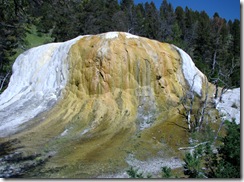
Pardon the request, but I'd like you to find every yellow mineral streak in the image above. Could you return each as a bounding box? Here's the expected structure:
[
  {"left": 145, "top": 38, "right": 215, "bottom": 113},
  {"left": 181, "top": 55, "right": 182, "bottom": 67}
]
[{"left": 8, "top": 32, "right": 210, "bottom": 177}]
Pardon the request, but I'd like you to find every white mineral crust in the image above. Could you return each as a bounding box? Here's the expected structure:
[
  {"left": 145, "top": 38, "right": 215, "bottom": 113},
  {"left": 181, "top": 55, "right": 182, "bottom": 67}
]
[{"left": 0, "top": 36, "right": 82, "bottom": 137}]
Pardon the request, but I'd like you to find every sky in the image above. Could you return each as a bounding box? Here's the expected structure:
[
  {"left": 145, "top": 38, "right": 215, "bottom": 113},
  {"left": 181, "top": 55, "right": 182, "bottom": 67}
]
[{"left": 134, "top": 0, "right": 240, "bottom": 21}]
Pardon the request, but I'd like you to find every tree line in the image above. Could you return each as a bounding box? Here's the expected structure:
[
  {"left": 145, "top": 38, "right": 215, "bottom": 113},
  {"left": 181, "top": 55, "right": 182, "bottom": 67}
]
[{"left": 0, "top": 0, "right": 240, "bottom": 91}]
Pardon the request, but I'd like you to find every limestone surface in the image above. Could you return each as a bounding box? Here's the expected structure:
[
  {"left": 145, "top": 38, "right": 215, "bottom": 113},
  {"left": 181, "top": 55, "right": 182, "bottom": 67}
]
[{"left": 0, "top": 32, "right": 215, "bottom": 177}]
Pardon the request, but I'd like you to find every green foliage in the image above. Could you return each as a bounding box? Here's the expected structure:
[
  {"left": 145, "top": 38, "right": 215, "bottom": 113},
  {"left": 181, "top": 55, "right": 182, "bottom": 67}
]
[
  {"left": 183, "top": 120, "right": 240, "bottom": 178},
  {"left": 161, "top": 166, "right": 172, "bottom": 178},
  {"left": 25, "top": 25, "right": 54, "bottom": 48},
  {"left": 126, "top": 166, "right": 144, "bottom": 178},
  {"left": 146, "top": 173, "right": 152, "bottom": 178},
  {"left": 183, "top": 152, "right": 202, "bottom": 178},
  {"left": 0, "top": 0, "right": 30, "bottom": 91},
  {"left": 144, "top": 2, "right": 161, "bottom": 40},
  {"left": 191, "top": 125, "right": 216, "bottom": 143},
  {"left": 204, "top": 121, "right": 240, "bottom": 178},
  {"left": 220, "top": 121, "right": 240, "bottom": 159},
  {"left": 214, "top": 121, "right": 240, "bottom": 178},
  {"left": 0, "top": 1, "right": 24, "bottom": 69},
  {"left": 124, "top": 122, "right": 239, "bottom": 179}
]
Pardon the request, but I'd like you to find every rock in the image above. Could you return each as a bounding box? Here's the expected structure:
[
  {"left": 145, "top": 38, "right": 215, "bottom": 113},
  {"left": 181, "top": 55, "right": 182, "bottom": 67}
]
[
  {"left": 215, "top": 88, "right": 240, "bottom": 124},
  {"left": 0, "top": 32, "right": 211, "bottom": 178},
  {"left": 0, "top": 151, "right": 49, "bottom": 178}
]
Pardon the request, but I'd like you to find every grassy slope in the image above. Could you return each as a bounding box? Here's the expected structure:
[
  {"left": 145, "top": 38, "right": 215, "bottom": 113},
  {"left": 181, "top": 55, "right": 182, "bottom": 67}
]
[
  {"left": 0, "top": 25, "right": 54, "bottom": 94},
  {"left": 10, "top": 25, "right": 54, "bottom": 64},
  {"left": 25, "top": 25, "right": 54, "bottom": 48}
]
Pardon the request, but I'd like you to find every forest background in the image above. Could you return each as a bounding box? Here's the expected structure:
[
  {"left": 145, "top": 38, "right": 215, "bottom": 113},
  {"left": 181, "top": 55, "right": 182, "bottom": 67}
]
[{"left": 0, "top": 0, "right": 240, "bottom": 92}]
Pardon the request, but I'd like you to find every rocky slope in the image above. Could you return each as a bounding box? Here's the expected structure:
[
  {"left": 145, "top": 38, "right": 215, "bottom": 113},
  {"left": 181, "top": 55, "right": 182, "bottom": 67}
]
[
  {"left": 0, "top": 32, "right": 239, "bottom": 178},
  {"left": 215, "top": 88, "right": 240, "bottom": 124}
]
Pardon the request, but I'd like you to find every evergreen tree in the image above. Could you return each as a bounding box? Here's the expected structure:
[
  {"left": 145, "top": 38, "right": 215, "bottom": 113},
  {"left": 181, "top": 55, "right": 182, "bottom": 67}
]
[
  {"left": 52, "top": 0, "right": 80, "bottom": 41},
  {"left": 159, "top": 0, "right": 175, "bottom": 42},
  {"left": 205, "top": 121, "right": 240, "bottom": 178},
  {"left": 112, "top": 10, "right": 127, "bottom": 32},
  {"left": 194, "top": 11, "right": 212, "bottom": 73},
  {"left": 183, "top": 7, "right": 198, "bottom": 56},
  {"left": 120, "top": 0, "right": 135, "bottom": 33},
  {"left": 210, "top": 13, "right": 224, "bottom": 73},
  {"left": 169, "top": 22, "right": 183, "bottom": 47},
  {"left": 0, "top": 0, "right": 29, "bottom": 91},
  {"left": 133, "top": 3, "right": 146, "bottom": 36},
  {"left": 175, "top": 6, "right": 185, "bottom": 36},
  {"left": 229, "top": 19, "right": 240, "bottom": 86},
  {"left": 100, "top": 0, "right": 120, "bottom": 32},
  {"left": 183, "top": 152, "right": 202, "bottom": 178},
  {"left": 215, "top": 121, "right": 240, "bottom": 178},
  {"left": 161, "top": 166, "right": 172, "bottom": 178},
  {"left": 144, "top": 2, "right": 161, "bottom": 40}
]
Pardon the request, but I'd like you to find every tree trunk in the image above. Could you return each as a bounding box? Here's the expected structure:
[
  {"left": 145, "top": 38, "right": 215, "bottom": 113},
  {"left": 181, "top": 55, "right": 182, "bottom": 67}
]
[
  {"left": 187, "top": 111, "right": 191, "bottom": 131},
  {"left": 212, "top": 50, "right": 217, "bottom": 73},
  {"left": 0, "top": 71, "right": 10, "bottom": 92},
  {"left": 198, "top": 88, "right": 208, "bottom": 131},
  {"left": 214, "top": 120, "right": 225, "bottom": 144},
  {"left": 219, "top": 86, "right": 226, "bottom": 102},
  {"left": 214, "top": 80, "right": 218, "bottom": 99},
  {"left": 195, "top": 81, "right": 209, "bottom": 132}
]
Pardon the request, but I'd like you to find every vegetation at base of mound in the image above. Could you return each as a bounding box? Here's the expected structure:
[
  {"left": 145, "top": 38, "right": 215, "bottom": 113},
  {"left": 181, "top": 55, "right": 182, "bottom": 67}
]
[{"left": 126, "top": 120, "right": 239, "bottom": 178}]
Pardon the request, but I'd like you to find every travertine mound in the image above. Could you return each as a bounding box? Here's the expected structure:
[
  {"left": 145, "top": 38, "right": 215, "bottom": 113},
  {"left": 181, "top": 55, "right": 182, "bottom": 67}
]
[{"left": 0, "top": 32, "right": 209, "bottom": 177}]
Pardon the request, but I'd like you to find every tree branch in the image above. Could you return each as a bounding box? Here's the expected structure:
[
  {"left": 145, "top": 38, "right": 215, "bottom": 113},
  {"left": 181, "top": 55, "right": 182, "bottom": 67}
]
[
  {"left": 178, "top": 141, "right": 209, "bottom": 151},
  {"left": 0, "top": 71, "right": 10, "bottom": 92}
]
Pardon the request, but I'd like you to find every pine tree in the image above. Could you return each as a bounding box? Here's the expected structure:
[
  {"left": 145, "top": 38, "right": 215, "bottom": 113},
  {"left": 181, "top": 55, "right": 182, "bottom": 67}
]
[
  {"left": 0, "top": 0, "right": 29, "bottom": 91},
  {"left": 144, "top": 2, "right": 161, "bottom": 40},
  {"left": 205, "top": 121, "right": 240, "bottom": 178},
  {"left": 194, "top": 11, "right": 212, "bottom": 73},
  {"left": 229, "top": 19, "right": 240, "bottom": 86},
  {"left": 133, "top": 3, "right": 146, "bottom": 36},
  {"left": 99, "top": 0, "right": 120, "bottom": 32},
  {"left": 183, "top": 152, "right": 202, "bottom": 178},
  {"left": 175, "top": 6, "right": 185, "bottom": 36},
  {"left": 159, "top": 0, "right": 175, "bottom": 42},
  {"left": 120, "top": 0, "right": 135, "bottom": 33}
]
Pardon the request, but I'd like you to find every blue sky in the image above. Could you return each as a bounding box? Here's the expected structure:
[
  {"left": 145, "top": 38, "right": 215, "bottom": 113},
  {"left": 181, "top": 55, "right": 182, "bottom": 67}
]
[{"left": 134, "top": 0, "right": 240, "bottom": 21}]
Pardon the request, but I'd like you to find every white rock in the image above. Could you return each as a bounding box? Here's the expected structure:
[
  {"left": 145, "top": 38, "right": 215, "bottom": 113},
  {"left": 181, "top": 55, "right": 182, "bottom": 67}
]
[
  {"left": 0, "top": 36, "right": 83, "bottom": 137},
  {"left": 104, "top": 32, "right": 119, "bottom": 39},
  {"left": 173, "top": 46, "right": 205, "bottom": 96},
  {"left": 215, "top": 88, "right": 240, "bottom": 124},
  {"left": 124, "top": 32, "right": 139, "bottom": 39}
]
